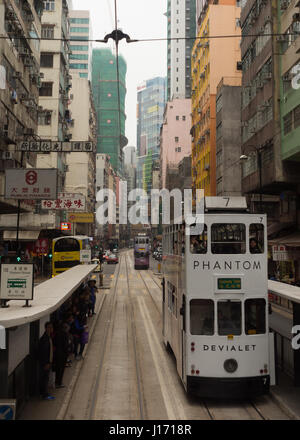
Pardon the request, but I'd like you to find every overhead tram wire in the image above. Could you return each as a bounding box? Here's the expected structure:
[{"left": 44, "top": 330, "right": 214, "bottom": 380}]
[{"left": 2, "top": 32, "right": 300, "bottom": 44}]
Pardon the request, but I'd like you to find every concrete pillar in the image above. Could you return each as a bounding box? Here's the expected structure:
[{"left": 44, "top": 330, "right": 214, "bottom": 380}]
[
  {"left": 0, "top": 330, "right": 9, "bottom": 398},
  {"left": 293, "top": 302, "right": 300, "bottom": 386}
]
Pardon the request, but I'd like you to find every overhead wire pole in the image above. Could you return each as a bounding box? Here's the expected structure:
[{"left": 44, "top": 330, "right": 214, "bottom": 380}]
[{"left": 114, "top": 0, "right": 123, "bottom": 176}]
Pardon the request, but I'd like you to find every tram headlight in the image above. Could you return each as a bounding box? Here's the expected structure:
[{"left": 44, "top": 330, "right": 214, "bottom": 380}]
[{"left": 224, "top": 358, "right": 238, "bottom": 373}]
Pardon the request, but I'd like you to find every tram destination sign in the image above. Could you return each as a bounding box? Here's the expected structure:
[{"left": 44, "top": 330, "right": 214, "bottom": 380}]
[
  {"left": 0, "top": 264, "right": 34, "bottom": 301},
  {"left": 217, "top": 278, "right": 241, "bottom": 290},
  {"left": 16, "top": 141, "right": 96, "bottom": 153}
]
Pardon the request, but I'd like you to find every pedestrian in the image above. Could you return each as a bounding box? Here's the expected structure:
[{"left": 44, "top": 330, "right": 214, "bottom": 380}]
[
  {"left": 88, "top": 280, "right": 97, "bottom": 316},
  {"left": 53, "top": 322, "right": 69, "bottom": 388},
  {"left": 38, "top": 321, "right": 55, "bottom": 400},
  {"left": 71, "top": 310, "right": 85, "bottom": 360},
  {"left": 249, "top": 238, "right": 261, "bottom": 253}
]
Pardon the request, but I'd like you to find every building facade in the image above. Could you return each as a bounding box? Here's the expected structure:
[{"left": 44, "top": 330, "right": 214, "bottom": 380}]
[
  {"left": 136, "top": 77, "right": 166, "bottom": 193},
  {"left": 92, "top": 48, "right": 127, "bottom": 175},
  {"left": 166, "top": 0, "right": 196, "bottom": 100},
  {"left": 160, "top": 99, "right": 192, "bottom": 189},
  {"left": 191, "top": 0, "right": 241, "bottom": 196},
  {"left": 69, "top": 10, "right": 91, "bottom": 79}
]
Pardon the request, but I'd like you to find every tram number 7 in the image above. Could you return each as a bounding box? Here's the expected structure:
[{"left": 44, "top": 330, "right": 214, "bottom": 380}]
[{"left": 223, "top": 197, "right": 230, "bottom": 206}]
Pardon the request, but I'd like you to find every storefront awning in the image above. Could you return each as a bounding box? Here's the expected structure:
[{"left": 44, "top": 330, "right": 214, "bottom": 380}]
[
  {"left": 3, "top": 230, "right": 40, "bottom": 241},
  {"left": 269, "top": 232, "right": 300, "bottom": 247}
]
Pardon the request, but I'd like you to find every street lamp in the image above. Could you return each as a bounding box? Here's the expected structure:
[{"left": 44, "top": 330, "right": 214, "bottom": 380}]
[{"left": 240, "top": 148, "right": 263, "bottom": 213}]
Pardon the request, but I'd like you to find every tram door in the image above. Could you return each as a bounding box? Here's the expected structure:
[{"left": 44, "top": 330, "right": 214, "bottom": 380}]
[{"left": 180, "top": 294, "right": 186, "bottom": 384}]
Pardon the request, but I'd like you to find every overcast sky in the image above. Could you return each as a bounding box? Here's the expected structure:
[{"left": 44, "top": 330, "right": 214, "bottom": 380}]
[{"left": 72, "top": 0, "right": 167, "bottom": 147}]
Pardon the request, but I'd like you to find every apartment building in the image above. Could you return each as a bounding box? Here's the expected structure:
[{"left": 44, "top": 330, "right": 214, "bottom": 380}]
[
  {"left": 0, "top": 0, "right": 43, "bottom": 245},
  {"left": 191, "top": 0, "right": 241, "bottom": 196}
]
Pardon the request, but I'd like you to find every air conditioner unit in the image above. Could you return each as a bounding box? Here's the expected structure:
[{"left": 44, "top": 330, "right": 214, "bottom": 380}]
[
  {"left": 2, "top": 151, "right": 13, "bottom": 160},
  {"left": 39, "top": 72, "right": 44, "bottom": 78}
]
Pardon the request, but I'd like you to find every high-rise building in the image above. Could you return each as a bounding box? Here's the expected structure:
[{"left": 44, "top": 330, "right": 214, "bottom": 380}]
[
  {"left": 92, "top": 48, "right": 127, "bottom": 175},
  {"left": 166, "top": 0, "right": 196, "bottom": 100},
  {"left": 191, "top": 0, "right": 242, "bottom": 196},
  {"left": 136, "top": 77, "right": 166, "bottom": 193},
  {"left": 69, "top": 10, "right": 92, "bottom": 79},
  {"left": 123, "top": 145, "right": 136, "bottom": 166}
]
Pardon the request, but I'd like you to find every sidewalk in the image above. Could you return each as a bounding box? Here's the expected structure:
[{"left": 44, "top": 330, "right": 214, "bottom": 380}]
[
  {"left": 19, "top": 286, "right": 108, "bottom": 420},
  {"left": 270, "top": 372, "right": 300, "bottom": 420}
]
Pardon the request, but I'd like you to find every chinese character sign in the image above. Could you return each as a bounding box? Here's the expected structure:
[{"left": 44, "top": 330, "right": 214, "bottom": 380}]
[
  {"left": 5, "top": 169, "right": 57, "bottom": 200},
  {"left": 34, "top": 239, "right": 49, "bottom": 255},
  {"left": 42, "top": 193, "right": 86, "bottom": 211}
]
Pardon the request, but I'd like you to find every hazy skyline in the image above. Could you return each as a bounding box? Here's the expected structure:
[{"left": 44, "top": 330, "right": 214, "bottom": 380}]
[{"left": 72, "top": 0, "right": 167, "bottom": 146}]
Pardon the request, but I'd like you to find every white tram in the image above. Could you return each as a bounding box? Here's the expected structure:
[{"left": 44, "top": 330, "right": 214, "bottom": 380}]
[{"left": 162, "top": 197, "right": 275, "bottom": 398}]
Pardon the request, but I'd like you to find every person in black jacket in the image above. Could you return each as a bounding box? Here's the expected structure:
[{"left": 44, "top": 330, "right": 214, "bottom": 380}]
[
  {"left": 53, "top": 322, "right": 69, "bottom": 388},
  {"left": 38, "top": 321, "right": 55, "bottom": 400}
]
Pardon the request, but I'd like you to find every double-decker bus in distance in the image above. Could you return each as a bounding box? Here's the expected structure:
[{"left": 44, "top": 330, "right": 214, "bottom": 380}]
[
  {"left": 162, "top": 197, "right": 275, "bottom": 398},
  {"left": 52, "top": 235, "right": 91, "bottom": 277},
  {"left": 134, "top": 233, "right": 150, "bottom": 270}
]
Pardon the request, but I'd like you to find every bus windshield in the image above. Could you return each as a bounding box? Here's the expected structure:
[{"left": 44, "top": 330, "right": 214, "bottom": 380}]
[{"left": 54, "top": 238, "right": 80, "bottom": 252}]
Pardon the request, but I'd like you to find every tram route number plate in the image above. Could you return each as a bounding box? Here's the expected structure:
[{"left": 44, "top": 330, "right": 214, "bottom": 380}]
[{"left": 218, "top": 278, "right": 241, "bottom": 290}]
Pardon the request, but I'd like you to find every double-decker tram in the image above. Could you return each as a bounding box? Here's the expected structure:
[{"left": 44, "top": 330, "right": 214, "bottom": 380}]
[
  {"left": 52, "top": 235, "right": 91, "bottom": 277},
  {"left": 162, "top": 197, "right": 275, "bottom": 398},
  {"left": 134, "top": 233, "right": 150, "bottom": 270}
]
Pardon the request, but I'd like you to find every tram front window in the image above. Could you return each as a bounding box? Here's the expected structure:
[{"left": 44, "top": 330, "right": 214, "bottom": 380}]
[
  {"left": 217, "top": 301, "right": 241, "bottom": 335},
  {"left": 245, "top": 299, "right": 266, "bottom": 334},
  {"left": 211, "top": 223, "right": 246, "bottom": 254},
  {"left": 190, "top": 299, "right": 214, "bottom": 335}
]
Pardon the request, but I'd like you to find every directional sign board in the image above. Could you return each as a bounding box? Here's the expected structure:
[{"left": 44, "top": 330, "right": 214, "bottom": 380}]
[
  {"left": 5, "top": 169, "right": 57, "bottom": 200},
  {"left": 42, "top": 192, "right": 86, "bottom": 211},
  {"left": 17, "top": 141, "right": 95, "bottom": 153},
  {"left": 0, "top": 400, "right": 16, "bottom": 420},
  {"left": 80, "top": 249, "right": 91, "bottom": 263},
  {"left": 0, "top": 264, "right": 34, "bottom": 301}
]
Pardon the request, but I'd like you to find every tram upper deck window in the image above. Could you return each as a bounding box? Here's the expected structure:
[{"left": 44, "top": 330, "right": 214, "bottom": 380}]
[
  {"left": 190, "top": 299, "right": 214, "bottom": 335},
  {"left": 211, "top": 224, "right": 246, "bottom": 254},
  {"left": 249, "top": 224, "right": 264, "bottom": 253},
  {"left": 190, "top": 224, "right": 207, "bottom": 254},
  {"left": 217, "top": 301, "right": 241, "bottom": 335},
  {"left": 245, "top": 299, "right": 266, "bottom": 334}
]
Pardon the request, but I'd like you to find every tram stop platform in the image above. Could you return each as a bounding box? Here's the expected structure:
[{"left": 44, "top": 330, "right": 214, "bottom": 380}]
[{"left": 270, "top": 372, "right": 300, "bottom": 420}]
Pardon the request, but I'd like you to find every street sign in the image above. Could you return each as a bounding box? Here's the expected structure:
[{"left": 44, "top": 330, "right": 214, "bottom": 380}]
[
  {"left": 80, "top": 249, "right": 91, "bottom": 263},
  {"left": 0, "top": 264, "right": 34, "bottom": 301},
  {"left": 68, "top": 212, "right": 94, "bottom": 223},
  {"left": 0, "top": 400, "right": 16, "bottom": 420},
  {"left": 42, "top": 192, "right": 86, "bottom": 211},
  {"left": 5, "top": 169, "right": 57, "bottom": 200},
  {"left": 61, "top": 222, "right": 71, "bottom": 231},
  {"left": 17, "top": 141, "right": 96, "bottom": 153},
  {"left": 272, "top": 245, "right": 289, "bottom": 261}
]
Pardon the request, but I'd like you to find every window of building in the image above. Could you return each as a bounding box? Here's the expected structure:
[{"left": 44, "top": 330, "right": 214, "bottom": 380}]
[
  {"left": 69, "top": 63, "right": 88, "bottom": 69},
  {"left": 182, "top": 115, "right": 186, "bottom": 121},
  {"left": 39, "top": 82, "right": 53, "bottom": 96},
  {"left": 294, "top": 104, "right": 300, "bottom": 129},
  {"left": 190, "top": 299, "right": 214, "bottom": 335},
  {"left": 70, "top": 36, "right": 89, "bottom": 41},
  {"left": 175, "top": 136, "right": 179, "bottom": 142},
  {"left": 70, "top": 18, "right": 89, "bottom": 24},
  {"left": 283, "top": 111, "right": 292, "bottom": 135},
  {"left": 176, "top": 115, "right": 179, "bottom": 120},
  {"left": 69, "top": 53, "right": 88, "bottom": 60},
  {"left": 70, "top": 27, "right": 89, "bottom": 33},
  {"left": 38, "top": 112, "right": 52, "bottom": 125},
  {"left": 175, "top": 147, "right": 181, "bottom": 152},
  {"left": 79, "top": 73, "right": 88, "bottom": 78},
  {"left": 40, "top": 53, "right": 53, "bottom": 68},
  {"left": 41, "top": 25, "right": 54, "bottom": 39},
  {"left": 43, "top": 0, "right": 55, "bottom": 11},
  {"left": 70, "top": 45, "right": 89, "bottom": 51}
]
